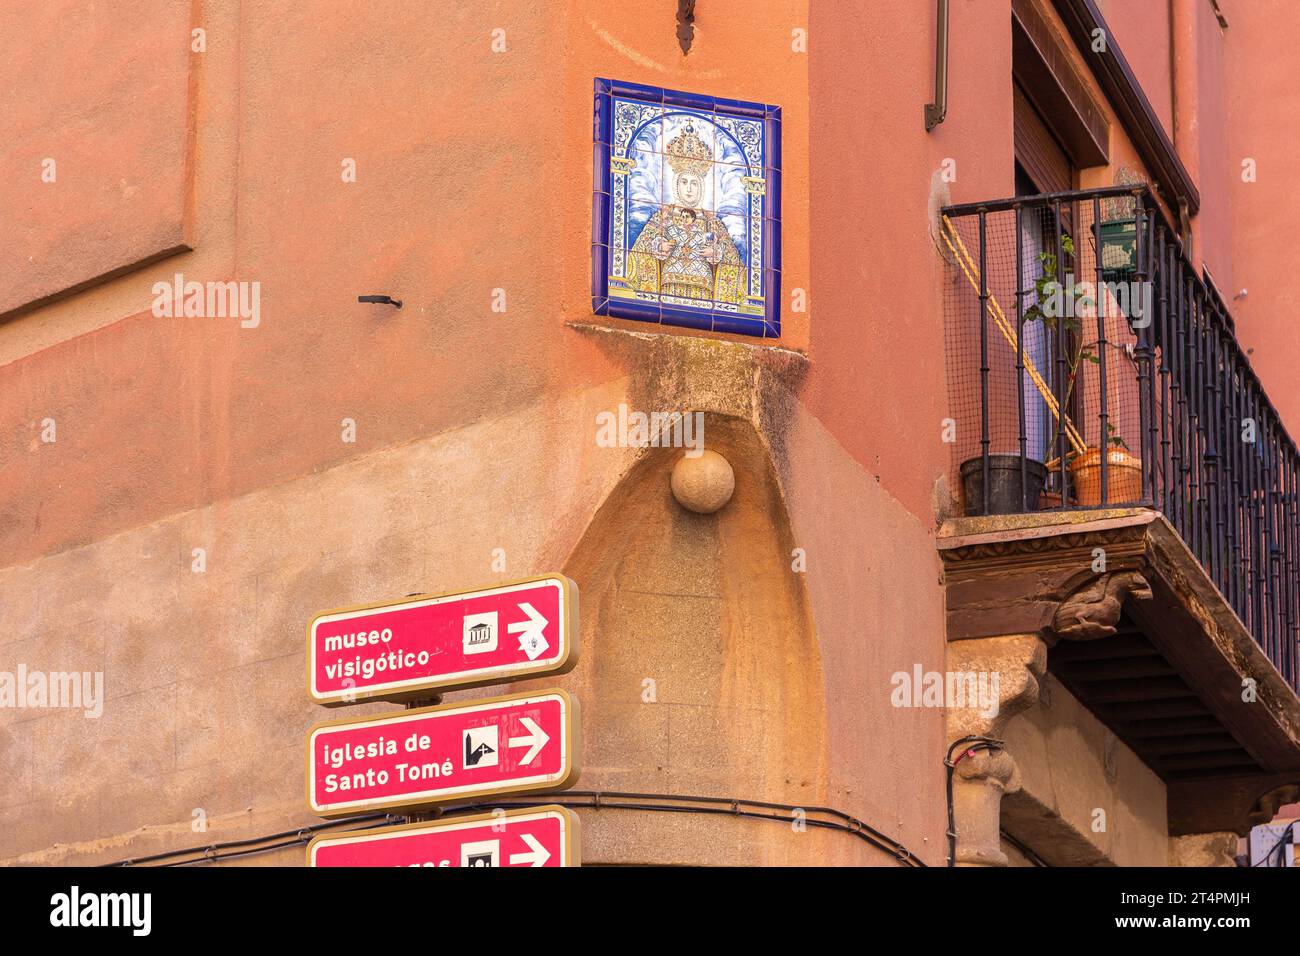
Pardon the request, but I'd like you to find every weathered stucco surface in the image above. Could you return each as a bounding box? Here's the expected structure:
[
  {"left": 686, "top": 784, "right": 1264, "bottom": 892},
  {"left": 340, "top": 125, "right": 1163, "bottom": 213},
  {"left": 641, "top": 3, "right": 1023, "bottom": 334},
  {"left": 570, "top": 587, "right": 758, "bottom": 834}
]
[
  {"left": 0, "top": 355, "right": 950, "bottom": 865},
  {"left": 4, "top": 0, "right": 1294, "bottom": 868},
  {"left": 0, "top": 1, "right": 192, "bottom": 320}
]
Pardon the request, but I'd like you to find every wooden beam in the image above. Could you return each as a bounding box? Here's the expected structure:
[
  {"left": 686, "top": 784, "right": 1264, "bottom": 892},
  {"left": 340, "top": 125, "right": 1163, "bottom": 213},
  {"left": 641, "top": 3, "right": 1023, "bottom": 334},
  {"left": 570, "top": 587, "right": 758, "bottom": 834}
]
[
  {"left": 1122, "top": 715, "right": 1224, "bottom": 738},
  {"left": 1074, "top": 676, "right": 1195, "bottom": 703},
  {"left": 1156, "top": 750, "right": 1259, "bottom": 773},
  {"left": 1091, "top": 697, "right": 1212, "bottom": 721},
  {"left": 1054, "top": 657, "right": 1177, "bottom": 681},
  {"left": 1142, "top": 734, "right": 1241, "bottom": 756},
  {"left": 1049, "top": 634, "right": 1159, "bottom": 662},
  {"left": 1169, "top": 773, "right": 1300, "bottom": 834}
]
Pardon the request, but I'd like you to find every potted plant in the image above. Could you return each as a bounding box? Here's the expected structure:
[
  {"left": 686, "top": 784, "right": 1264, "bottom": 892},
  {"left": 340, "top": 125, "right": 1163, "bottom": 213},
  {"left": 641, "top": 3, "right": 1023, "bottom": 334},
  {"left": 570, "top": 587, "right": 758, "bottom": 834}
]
[
  {"left": 1023, "top": 233, "right": 1142, "bottom": 507},
  {"left": 956, "top": 237, "right": 1081, "bottom": 517},
  {"left": 951, "top": 225, "right": 1138, "bottom": 515},
  {"left": 1067, "top": 423, "right": 1143, "bottom": 505},
  {"left": 959, "top": 454, "right": 1048, "bottom": 516}
]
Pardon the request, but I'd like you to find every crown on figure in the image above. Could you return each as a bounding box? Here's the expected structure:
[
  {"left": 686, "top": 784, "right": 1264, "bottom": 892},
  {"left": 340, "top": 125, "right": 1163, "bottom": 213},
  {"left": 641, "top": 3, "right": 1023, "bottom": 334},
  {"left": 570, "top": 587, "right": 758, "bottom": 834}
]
[{"left": 666, "top": 121, "right": 713, "bottom": 177}]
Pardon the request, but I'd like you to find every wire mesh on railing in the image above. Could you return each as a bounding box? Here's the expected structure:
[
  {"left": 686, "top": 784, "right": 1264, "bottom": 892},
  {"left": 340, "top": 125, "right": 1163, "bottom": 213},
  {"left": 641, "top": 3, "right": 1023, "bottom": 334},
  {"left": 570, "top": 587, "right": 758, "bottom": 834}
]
[
  {"left": 942, "top": 185, "right": 1298, "bottom": 692},
  {"left": 942, "top": 195, "right": 1145, "bottom": 512}
]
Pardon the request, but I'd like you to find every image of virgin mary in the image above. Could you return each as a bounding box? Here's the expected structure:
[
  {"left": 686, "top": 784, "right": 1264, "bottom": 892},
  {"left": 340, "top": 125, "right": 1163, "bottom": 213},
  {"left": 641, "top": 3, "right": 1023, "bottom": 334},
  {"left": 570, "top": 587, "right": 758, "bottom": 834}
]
[{"left": 624, "top": 121, "right": 746, "bottom": 307}]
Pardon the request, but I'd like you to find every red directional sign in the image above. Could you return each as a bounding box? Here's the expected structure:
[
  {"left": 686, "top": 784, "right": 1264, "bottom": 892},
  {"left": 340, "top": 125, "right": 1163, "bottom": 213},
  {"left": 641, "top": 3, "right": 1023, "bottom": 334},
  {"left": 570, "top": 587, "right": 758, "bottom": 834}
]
[
  {"left": 307, "top": 575, "right": 578, "bottom": 705},
  {"left": 306, "top": 689, "right": 579, "bottom": 817},
  {"left": 307, "top": 806, "right": 580, "bottom": 867}
]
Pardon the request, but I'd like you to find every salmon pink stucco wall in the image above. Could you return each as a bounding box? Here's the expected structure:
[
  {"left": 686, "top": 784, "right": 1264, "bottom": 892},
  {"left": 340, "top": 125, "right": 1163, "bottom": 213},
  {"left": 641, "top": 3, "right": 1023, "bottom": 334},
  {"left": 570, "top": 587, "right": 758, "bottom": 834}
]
[
  {"left": 0, "top": 0, "right": 956, "bottom": 866},
  {"left": 6, "top": 0, "right": 1282, "bottom": 567},
  {"left": 0, "top": 0, "right": 193, "bottom": 320},
  {"left": 1096, "top": 0, "right": 1173, "bottom": 139},
  {"left": 0, "top": 0, "right": 817, "bottom": 567},
  {"left": 1223, "top": 0, "right": 1300, "bottom": 432},
  {"left": 8, "top": 0, "right": 1270, "bottom": 868},
  {"left": 808, "top": 0, "right": 1012, "bottom": 525}
]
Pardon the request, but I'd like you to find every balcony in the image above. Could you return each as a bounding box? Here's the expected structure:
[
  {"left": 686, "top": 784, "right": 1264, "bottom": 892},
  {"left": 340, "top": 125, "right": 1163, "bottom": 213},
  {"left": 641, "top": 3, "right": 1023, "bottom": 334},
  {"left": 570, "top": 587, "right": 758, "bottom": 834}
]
[{"left": 938, "top": 186, "right": 1300, "bottom": 840}]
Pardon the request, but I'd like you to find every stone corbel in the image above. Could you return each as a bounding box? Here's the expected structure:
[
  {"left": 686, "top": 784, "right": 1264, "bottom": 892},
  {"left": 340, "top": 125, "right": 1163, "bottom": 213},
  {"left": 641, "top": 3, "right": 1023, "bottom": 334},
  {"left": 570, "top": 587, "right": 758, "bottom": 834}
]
[
  {"left": 945, "top": 633, "right": 1048, "bottom": 866},
  {"left": 1051, "top": 569, "right": 1153, "bottom": 641},
  {"left": 939, "top": 513, "right": 1156, "bottom": 644},
  {"left": 1169, "top": 831, "right": 1239, "bottom": 867},
  {"left": 941, "top": 511, "right": 1300, "bottom": 853}
]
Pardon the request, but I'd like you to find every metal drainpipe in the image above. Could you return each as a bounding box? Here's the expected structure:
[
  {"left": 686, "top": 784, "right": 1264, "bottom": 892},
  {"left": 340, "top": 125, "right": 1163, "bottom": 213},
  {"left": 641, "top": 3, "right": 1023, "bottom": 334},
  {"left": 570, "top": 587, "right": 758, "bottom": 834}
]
[
  {"left": 1171, "top": 0, "right": 1198, "bottom": 257},
  {"left": 925, "top": 0, "right": 950, "bottom": 131}
]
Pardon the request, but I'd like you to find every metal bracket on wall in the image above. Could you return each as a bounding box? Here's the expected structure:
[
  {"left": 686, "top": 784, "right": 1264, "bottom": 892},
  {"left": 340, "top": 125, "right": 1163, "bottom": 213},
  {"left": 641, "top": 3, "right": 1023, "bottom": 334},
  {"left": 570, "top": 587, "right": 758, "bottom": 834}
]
[{"left": 676, "top": 0, "right": 696, "bottom": 55}]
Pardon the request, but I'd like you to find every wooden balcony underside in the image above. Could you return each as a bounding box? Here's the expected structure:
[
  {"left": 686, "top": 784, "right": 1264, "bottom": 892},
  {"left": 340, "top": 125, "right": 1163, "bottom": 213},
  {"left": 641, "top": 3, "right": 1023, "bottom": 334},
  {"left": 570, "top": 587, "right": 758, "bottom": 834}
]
[{"left": 940, "top": 508, "right": 1300, "bottom": 834}]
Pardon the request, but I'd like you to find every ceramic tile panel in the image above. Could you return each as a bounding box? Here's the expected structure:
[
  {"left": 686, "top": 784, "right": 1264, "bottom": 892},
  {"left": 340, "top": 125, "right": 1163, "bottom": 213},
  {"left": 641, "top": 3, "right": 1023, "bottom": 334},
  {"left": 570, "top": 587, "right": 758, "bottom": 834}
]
[{"left": 592, "top": 79, "right": 781, "bottom": 338}]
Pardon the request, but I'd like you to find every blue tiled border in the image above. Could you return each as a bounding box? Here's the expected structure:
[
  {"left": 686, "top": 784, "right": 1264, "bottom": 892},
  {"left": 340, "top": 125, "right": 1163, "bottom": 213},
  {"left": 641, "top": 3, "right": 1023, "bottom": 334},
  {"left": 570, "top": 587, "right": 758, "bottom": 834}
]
[{"left": 592, "top": 78, "right": 782, "bottom": 339}]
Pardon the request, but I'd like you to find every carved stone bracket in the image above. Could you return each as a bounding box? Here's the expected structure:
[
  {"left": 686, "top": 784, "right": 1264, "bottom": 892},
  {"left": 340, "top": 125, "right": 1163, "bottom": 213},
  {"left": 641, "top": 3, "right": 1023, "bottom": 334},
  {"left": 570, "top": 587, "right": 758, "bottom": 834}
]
[
  {"left": 942, "top": 509, "right": 1300, "bottom": 842},
  {"left": 946, "top": 633, "right": 1048, "bottom": 866},
  {"left": 1170, "top": 773, "right": 1300, "bottom": 836},
  {"left": 940, "top": 510, "right": 1154, "bottom": 644},
  {"left": 1052, "top": 569, "right": 1153, "bottom": 641}
]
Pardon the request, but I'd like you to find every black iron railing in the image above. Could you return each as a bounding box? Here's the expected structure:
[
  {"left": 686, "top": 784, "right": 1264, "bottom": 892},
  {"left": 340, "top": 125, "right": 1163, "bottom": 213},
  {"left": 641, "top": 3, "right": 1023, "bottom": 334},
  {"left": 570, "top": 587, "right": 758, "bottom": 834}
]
[{"left": 942, "top": 185, "right": 1298, "bottom": 692}]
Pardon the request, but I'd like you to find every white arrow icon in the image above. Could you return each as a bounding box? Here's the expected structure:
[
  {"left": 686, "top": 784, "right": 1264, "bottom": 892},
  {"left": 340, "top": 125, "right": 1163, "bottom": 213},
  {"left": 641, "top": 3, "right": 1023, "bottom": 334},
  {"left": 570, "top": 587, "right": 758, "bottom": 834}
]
[
  {"left": 508, "top": 716, "right": 549, "bottom": 765},
  {"left": 507, "top": 602, "right": 550, "bottom": 661},
  {"left": 509, "top": 833, "right": 551, "bottom": 867}
]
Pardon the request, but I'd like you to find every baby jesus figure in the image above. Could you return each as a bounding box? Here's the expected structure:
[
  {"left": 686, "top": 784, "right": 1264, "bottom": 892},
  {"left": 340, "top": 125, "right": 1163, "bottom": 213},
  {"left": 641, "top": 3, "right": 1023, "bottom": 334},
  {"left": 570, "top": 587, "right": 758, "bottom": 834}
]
[
  {"left": 654, "top": 208, "right": 720, "bottom": 298},
  {"left": 627, "top": 200, "right": 744, "bottom": 306}
]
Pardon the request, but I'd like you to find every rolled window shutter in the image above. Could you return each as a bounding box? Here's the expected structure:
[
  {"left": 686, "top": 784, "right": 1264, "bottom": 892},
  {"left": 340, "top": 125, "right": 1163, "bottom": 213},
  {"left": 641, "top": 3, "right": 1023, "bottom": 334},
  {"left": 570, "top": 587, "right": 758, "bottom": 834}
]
[{"left": 1014, "top": 83, "right": 1072, "bottom": 194}]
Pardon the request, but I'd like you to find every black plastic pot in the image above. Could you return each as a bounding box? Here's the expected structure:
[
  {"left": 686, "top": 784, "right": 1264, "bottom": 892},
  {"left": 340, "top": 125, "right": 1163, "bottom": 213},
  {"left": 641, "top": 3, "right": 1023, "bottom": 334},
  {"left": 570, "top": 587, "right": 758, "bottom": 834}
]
[{"left": 960, "top": 455, "right": 1048, "bottom": 516}]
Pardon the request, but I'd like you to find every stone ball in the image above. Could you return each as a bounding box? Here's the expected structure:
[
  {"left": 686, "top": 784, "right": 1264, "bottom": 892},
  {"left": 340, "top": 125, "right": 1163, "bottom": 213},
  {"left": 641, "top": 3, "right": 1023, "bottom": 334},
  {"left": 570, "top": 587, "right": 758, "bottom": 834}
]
[{"left": 670, "top": 450, "right": 735, "bottom": 514}]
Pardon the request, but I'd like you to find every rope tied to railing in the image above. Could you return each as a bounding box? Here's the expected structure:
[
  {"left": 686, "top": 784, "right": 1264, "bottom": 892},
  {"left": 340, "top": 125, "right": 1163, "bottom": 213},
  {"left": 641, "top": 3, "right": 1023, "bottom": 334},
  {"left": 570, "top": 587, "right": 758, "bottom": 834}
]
[{"left": 941, "top": 212, "right": 1088, "bottom": 457}]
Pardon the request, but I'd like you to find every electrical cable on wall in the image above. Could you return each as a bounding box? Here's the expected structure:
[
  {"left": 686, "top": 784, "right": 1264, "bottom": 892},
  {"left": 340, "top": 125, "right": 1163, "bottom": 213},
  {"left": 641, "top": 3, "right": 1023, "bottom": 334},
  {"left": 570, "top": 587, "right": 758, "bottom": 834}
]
[
  {"left": 102, "top": 791, "right": 928, "bottom": 868},
  {"left": 945, "top": 735, "right": 1007, "bottom": 868},
  {"left": 1252, "top": 820, "right": 1296, "bottom": 867}
]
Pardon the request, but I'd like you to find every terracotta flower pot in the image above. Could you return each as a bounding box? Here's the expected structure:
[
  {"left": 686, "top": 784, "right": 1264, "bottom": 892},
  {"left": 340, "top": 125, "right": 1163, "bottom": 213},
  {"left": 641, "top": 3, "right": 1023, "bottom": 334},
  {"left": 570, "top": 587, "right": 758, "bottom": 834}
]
[
  {"left": 1038, "top": 490, "right": 1066, "bottom": 510},
  {"left": 1068, "top": 447, "right": 1143, "bottom": 505}
]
